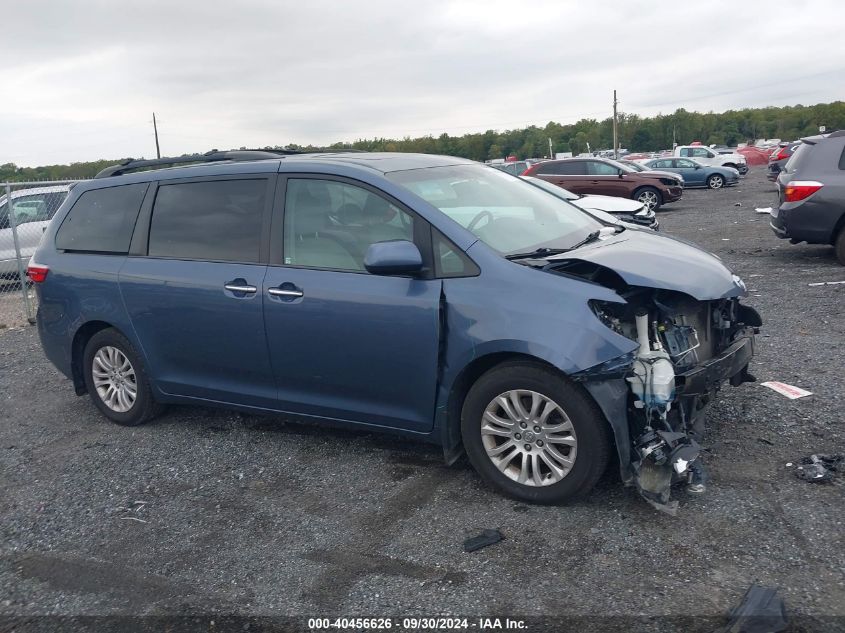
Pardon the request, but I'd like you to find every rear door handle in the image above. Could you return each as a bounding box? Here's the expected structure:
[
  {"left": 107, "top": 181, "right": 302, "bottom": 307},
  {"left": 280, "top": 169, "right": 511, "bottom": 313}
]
[
  {"left": 224, "top": 283, "right": 257, "bottom": 294},
  {"left": 268, "top": 288, "right": 304, "bottom": 298}
]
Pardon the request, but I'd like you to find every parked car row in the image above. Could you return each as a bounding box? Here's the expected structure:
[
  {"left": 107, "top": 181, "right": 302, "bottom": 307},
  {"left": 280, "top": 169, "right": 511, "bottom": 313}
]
[
  {"left": 28, "top": 149, "right": 760, "bottom": 513},
  {"left": 521, "top": 157, "right": 683, "bottom": 211}
]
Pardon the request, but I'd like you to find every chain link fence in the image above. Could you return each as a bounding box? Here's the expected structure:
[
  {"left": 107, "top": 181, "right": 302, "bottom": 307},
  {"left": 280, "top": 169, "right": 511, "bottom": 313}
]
[{"left": 0, "top": 180, "right": 82, "bottom": 329}]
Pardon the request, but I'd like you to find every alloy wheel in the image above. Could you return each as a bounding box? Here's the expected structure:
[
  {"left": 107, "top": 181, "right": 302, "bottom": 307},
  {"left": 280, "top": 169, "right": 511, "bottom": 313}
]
[
  {"left": 709, "top": 175, "right": 724, "bottom": 189},
  {"left": 637, "top": 190, "right": 659, "bottom": 210},
  {"left": 480, "top": 390, "right": 578, "bottom": 486},
  {"left": 92, "top": 346, "right": 137, "bottom": 413}
]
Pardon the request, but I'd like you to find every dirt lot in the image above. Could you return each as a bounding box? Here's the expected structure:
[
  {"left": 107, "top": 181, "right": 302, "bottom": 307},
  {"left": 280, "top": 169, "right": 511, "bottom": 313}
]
[{"left": 1, "top": 169, "right": 844, "bottom": 632}]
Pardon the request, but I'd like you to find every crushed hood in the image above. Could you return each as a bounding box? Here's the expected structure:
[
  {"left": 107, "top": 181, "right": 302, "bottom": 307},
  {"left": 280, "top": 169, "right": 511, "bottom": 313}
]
[{"left": 547, "top": 229, "right": 746, "bottom": 300}]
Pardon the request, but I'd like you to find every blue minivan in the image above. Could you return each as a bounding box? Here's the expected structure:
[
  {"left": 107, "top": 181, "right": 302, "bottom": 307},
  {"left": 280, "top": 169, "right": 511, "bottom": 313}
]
[{"left": 29, "top": 151, "right": 760, "bottom": 510}]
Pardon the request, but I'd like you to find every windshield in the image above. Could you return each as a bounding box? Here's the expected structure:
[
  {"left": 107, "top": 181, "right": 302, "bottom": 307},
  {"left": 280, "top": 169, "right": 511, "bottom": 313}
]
[
  {"left": 620, "top": 160, "right": 647, "bottom": 172},
  {"left": 605, "top": 158, "right": 637, "bottom": 173},
  {"left": 387, "top": 164, "right": 601, "bottom": 255}
]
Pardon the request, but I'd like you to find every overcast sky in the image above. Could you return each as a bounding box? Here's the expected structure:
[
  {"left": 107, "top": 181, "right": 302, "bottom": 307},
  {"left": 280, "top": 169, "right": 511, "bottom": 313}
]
[{"left": 2, "top": 0, "right": 844, "bottom": 166}]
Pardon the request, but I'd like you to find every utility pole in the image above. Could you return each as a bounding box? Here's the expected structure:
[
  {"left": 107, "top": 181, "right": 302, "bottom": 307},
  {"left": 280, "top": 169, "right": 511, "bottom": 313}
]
[
  {"left": 612, "top": 90, "right": 619, "bottom": 159},
  {"left": 152, "top": 112, "right": 161, "bottom": 158},
  {"left": 548, "top": 137, "right": 554, "bottom": 159}
]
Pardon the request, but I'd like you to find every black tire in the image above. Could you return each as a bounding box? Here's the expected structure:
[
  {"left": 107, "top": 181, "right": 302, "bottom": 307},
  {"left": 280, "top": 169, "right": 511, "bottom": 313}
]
[
  {"left": 634, "top": 186, "right": 662, "bottom": 211},
  {"left": 82, "top": 328, "right": 163, "bottom": 426},
  {"left": 460, "top": 362, "right": 611, "bottom": 504},
  {"left": 707, "top": 174, "right": 725, "bottom": 189},
  {"left": 835, "top": 227, "right": 845, "bottom": 266}
]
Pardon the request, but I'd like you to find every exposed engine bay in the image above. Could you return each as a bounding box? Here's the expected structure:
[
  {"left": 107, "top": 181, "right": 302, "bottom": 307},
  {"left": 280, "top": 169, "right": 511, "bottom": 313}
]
[{"left": 550, "top": 259, "right": 762, "bottom": 514}]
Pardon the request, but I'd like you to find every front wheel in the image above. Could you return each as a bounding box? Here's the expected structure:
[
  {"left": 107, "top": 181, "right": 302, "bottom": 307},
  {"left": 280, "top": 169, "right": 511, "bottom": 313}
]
[
  {"left": 707, "top": 174, "right": 725, "bottom": 189},
  {"left": 83, "top": 328, "right": 163, "bottom": 426},
  {"left": 634, "top": 187, "right": 662, "bottom": 211},
  {"left": 461, "top": 363, "right": 610, "bottom": 504}
]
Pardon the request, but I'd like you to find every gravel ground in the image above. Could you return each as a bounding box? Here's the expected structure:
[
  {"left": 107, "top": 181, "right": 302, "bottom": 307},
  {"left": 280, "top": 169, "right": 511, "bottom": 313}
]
[{"left": 1, "top": 168, "right": 844, "bottom": 632}]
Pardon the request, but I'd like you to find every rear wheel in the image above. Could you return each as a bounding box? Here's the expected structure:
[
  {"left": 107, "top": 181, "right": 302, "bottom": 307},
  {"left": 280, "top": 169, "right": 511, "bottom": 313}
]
[
  {"left": 634, "top": 187, "right": 662, "bottom": 211},
  {"left": 835, "top": 227, "right": 845, "bottom": 266},
  {"left": 83, "top": 328, "right": 163, "bottom": 426},
  {"left": 707, "top": 174, "right": 725, "bottom": 189},
  {"left": 461, "top": 363, "right": 610, "bottom": 504}
]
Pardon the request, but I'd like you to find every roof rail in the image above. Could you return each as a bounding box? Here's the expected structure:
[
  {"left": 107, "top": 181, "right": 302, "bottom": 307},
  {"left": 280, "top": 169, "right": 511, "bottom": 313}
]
[{"left": 93, "top": 149, "right": 303, "bottom": 179}]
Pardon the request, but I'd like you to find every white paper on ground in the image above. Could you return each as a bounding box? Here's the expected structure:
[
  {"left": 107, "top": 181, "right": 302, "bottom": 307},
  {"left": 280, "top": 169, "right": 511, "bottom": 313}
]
[
  {"left": 808, "top": 280, "right": 845, "bottom": 286},
  {"left": 755, "top": 207, "right": 773, "bottom": 214},
  {"left": 760, "top": 381, "right": 813, "bottom": 399}
]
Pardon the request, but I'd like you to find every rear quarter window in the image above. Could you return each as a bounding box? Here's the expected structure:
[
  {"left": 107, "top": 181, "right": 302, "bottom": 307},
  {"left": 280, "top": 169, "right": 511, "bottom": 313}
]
[
  {"left": 784, "top": 143, "right": 812, "bottom": 174},
  {"left": 55, "top": 183, "right": 148, "bottom": 253},
  {"left": 839, "top": 146, "right": 845, "bottom": 170}
]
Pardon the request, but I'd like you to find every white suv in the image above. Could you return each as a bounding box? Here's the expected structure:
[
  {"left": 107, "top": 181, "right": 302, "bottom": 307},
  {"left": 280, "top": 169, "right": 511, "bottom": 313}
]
[
  {"left": 0, "top": 185, "right": 70, "bottom": 280},
  {"left": 674, "top": 145, "right": 748, "bottom": 174}
]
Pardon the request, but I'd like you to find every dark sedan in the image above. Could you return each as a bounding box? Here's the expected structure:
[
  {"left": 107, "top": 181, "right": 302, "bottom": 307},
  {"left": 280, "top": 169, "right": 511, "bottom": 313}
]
[{"left": 642, "top": 158, "right": 739, "bottom": 189}]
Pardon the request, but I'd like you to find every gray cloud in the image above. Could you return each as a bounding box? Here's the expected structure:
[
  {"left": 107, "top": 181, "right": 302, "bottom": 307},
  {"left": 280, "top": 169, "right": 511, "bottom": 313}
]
[{"left": 2, "top": 0, "right": 844, "bottom": 166}]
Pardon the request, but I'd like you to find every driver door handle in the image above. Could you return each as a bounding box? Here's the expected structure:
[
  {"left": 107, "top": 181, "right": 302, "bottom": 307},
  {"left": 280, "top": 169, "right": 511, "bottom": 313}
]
[
  {"left": 268, "top": 288, "right": 304, "bottom": 298},
  {"left": 224, "top": 283, "right": 257, "bottom": 294}
]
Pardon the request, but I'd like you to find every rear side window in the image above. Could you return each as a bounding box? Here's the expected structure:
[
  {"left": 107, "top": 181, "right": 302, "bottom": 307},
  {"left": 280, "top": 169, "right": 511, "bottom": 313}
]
[
  {"left": 536, "top": 161, "right": 585, "bottom": 175},
  {"left": 784, "top": 143, "right": 811, "bottom": 174},
  {"left": 56, "top": 183, "right": 148, "bottom": 253},
  {"left": 148, "top": 179, "right": 265, "bottom": 263},
  {"left": 838, "top": 146, "right": 845, "bottom": 170}
]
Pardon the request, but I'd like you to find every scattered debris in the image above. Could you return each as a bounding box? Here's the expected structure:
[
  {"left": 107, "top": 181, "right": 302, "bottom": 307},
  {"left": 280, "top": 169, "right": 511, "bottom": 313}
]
[
  {"left": 794, "top": 454, "right": 843, "bottom": 484},
  {"left": 808, "top": 280, "right": 845, "bottom": 287},
  {"left": 721, "top": 238, "right": 731, "bottom": 241},
  {"left": 463, "top": 529, "right": 503, "bottom": 552},
  {"left": 734, "top": 202, "right": 742, "bottom": 207},
  {"left": 118, "top": 516, "right": 149, "bottom": 523},
  {"left": 760, "top": 381, "right": 812, "bottom": 399},
  {"left": 754, "top": 207, "right": 773, "bottom": 214},
  {"left": 757, "top": 437, "right": 774, "bottom": 446},
  {"left": 714, "top": 584, "right": 787, "bottom": 633}
]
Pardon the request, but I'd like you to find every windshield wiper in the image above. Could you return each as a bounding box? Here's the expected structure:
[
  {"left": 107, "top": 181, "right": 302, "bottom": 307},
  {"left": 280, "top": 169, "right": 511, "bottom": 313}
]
[
  {"left": 566, "top": 225, "right": 624, "bottom": 251},
  {"left": 505, "top": 247, "right": 570, "bottom": 261},
  {"left": 506, "top": 226, "right": 625, "bottom": 261}
]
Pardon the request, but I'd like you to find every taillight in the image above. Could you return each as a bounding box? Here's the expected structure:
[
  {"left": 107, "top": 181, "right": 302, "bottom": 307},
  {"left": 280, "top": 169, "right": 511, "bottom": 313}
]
[
  {"left": 783, "top": 180, "right": 823, "bottom": 202},
  {"left": 26, "top": 264, "right": 49, "bottom": 283}
]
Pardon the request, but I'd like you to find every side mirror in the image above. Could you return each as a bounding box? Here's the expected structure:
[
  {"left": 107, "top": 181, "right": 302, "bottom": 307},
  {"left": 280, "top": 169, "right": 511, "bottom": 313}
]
[
  {"left": 694, "top": 164, "right": 702, "bottom": 169},
  {"left": 618, "top": 170, "right": 625, "bottom": 178},
  {"left": 364, "top": 240, "right": 423, "bottom": 276}
]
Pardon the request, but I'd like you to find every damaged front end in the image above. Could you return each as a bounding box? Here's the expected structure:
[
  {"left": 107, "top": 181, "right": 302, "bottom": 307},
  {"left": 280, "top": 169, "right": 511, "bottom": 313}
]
[{"left": 560, "top": 260, "right": 762, "bottom": 514}]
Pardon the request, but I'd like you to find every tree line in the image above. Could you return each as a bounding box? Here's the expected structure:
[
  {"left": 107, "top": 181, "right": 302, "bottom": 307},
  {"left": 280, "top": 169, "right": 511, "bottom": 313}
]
[{"left": 2, "top": 101, "right": 843, "bottom": 182}]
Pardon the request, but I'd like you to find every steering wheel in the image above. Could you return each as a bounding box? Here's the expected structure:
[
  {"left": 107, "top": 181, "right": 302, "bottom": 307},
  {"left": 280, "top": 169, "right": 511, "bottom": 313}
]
[{"left": 467, "top": 209, "right": 493, "bottom": 232}]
